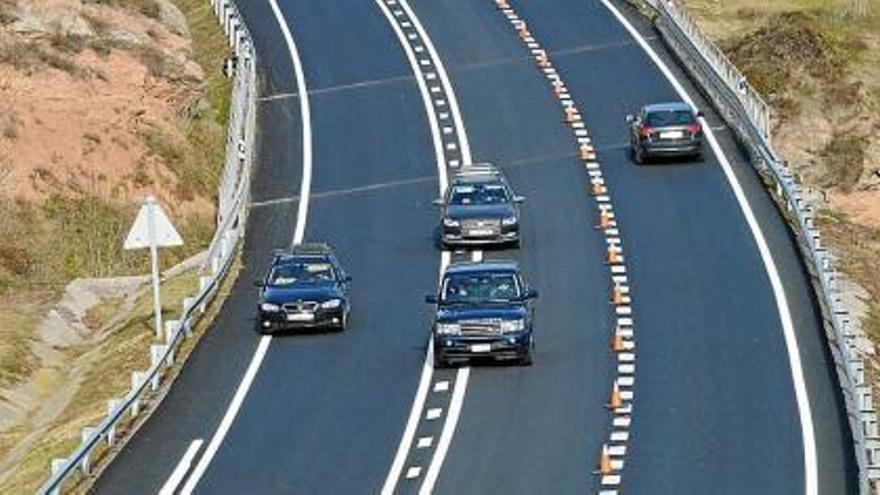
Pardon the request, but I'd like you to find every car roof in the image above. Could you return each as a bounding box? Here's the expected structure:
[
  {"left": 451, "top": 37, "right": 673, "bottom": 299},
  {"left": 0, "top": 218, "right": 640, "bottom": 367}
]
[
  {"left": 643, "top": 101, "right": 693, "bottom": 113},
  {"left": 444, "top": 260, "right": 520, "bottom": 275},
  {"left": 451, "top": 163, "right": 505, "bottom": 185},
  {"left": 272, "top": 243, "right": 334, "bottom": 264}
]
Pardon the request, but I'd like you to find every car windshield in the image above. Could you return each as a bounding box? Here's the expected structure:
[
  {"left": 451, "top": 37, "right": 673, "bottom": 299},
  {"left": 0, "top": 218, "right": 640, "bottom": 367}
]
[
  {"left": 269, "top": 260, "right": 335, "bottom": 285},
  {"left": 644, "top": 109, "right": 695, "bottom": 126},
  {"left": 442, "top": 272, "right": 520, "bottom": 303},
  {"left": 448, "top": 183, "right": 509, "bottom": 206}
]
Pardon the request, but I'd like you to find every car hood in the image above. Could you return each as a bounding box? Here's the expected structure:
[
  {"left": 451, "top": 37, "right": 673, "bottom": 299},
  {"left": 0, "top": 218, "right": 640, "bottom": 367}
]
[
  {"left": 436, "top": 304, "right": 526, "bottom": 323},
  {"left": 261, "top": 283, "right": 342, "bottom": 304},
  {"left": 445, "top": 203, "right": 515, "bottom": 220}
]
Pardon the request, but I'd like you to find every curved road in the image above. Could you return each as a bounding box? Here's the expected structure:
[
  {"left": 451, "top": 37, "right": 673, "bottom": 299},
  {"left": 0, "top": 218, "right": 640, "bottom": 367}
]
[{"left": 95, "top": 1, "right": 855, "bottom": 494}]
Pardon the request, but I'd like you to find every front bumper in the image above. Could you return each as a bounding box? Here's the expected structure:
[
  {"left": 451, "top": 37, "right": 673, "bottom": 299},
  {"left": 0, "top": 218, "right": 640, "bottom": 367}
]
[
  {"left": 441, "top": 224, "right": 520, "bottom": 246},
  {"left": 433, "top": 330, "right": 532, "bottom": 363},
  {"left": 258, "top": 307, "right": 345, "bottom": 332}
]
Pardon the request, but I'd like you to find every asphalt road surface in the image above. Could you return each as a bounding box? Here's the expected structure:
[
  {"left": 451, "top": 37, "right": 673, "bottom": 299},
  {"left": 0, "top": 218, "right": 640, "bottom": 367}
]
[{"left": 94, "top": 1, "right": 856, "bottom": 494}]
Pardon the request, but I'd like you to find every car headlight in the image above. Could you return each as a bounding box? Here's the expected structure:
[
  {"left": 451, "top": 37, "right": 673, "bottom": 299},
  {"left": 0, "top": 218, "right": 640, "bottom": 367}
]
[
  {"left": 443, "top": 217, "right": 459, "bottom": 227},
  {"left": 436, "top": 322, "right": 461, "bottom": 335},
  {"left": 501, "top": 215, "right": 518, "bottom": 226},
  {"left": 260, "top": 302, "right": 280, "bottom": 312},
  {"left": 499, "top": 319, "right": 525, "bottom": 333},
  {"left": 320, "top": 299, "right": 342, "bottom": 309}
]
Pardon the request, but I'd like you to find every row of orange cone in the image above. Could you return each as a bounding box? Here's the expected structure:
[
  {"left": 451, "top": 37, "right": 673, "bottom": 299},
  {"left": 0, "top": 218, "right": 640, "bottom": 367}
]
[{"left": 494, "top": 0, "right": 635, "bottom": 489}]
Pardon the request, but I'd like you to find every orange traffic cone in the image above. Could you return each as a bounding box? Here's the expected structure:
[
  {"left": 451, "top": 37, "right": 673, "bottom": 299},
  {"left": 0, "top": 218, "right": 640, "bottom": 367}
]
[
  {"left": 495, "top": 0, "right": 509, "bottom": 8},
  {"left": 607, "top": 246, "right": 621, "bottom": 264},
  {"left": 564, "top": 107, "right": 580, "bottom": 123},
  {"left": 596, "top": 444, "right": 613, "bottom": 475},
  {"left": 535, "top": 51, "right": 550, "bottom": 68},
  {"left": 597, "top": 210, "right": 614, "bottom": 229},
  {"left": 610, "top": 284, "right": 626, "bottom": 305},
  {"left": 610, "top": 328, "right": 625, "bottom": 352},
  {"left": 606, "top": 381, "right": 622, "bottom": 409},
  {"left": 579, "top": 143, "right": 595, "bottom": 161},
  {"left": 589, "top": 182, "right": 606, "bottom": 196}
]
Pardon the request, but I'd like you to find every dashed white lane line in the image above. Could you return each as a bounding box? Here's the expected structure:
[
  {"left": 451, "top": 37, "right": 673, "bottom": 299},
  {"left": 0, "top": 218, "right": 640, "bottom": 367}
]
[
  {"left": 598, "top": 2, "right": 818, "bottom": 494},
  {"left": 179, "top": 0, "right": 314, "bottom": 491},
  {"left": 159, "top": 439, "right": 203, "bottom": 495},
  {"left": 377, "top": 0, "right": 475, "bottom": 492}
]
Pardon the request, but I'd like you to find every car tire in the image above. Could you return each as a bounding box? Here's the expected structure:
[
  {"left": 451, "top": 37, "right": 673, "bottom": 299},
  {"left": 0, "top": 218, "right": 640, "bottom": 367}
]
[
  {"left": 336, "top": 310, "right": 349, "bottom": 332},
  {"left": 518, "top": 348, "right": 533, "bottom": 367},
  {"left": 434, "top": 353, "right": 449, "bottom": 369}
]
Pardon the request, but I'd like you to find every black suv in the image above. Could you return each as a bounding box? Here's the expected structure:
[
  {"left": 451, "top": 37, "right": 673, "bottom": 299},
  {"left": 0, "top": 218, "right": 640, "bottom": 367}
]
[
  {"left": 434, "top": 163, "right": 524, "bottom": 249},
  {"left": 426, "top": 260, "right": 537, "bottom": 367},
  {"left": 255, "top": 243, "right": 351, "bottom": 334},
  {"left": 627, "top": 102, "right": 704, "bottom": 163}
]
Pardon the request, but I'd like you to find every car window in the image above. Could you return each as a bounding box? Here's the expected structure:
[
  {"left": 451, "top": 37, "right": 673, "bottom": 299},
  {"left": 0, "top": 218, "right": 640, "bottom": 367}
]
[
  {"left": 441, "top": 272, "right": 520, "bottom": 303},
  {"left": 449, "top": 184, "right": 510, "bottom": 205},
  {"left": 270, "top": 260, "right": 336, "bottom": 285},
  {"left": 644, "top": 109, "right": 695, "bottom": 126}
]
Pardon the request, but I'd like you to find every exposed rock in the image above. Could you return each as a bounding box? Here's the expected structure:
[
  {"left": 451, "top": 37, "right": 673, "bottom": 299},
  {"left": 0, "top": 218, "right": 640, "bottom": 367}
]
[
  {"left": 9, "top": 6, "right": 93, "bottom": 38},
  {"left": 155, "top": 0, "right": 189, "bottom": 38}
]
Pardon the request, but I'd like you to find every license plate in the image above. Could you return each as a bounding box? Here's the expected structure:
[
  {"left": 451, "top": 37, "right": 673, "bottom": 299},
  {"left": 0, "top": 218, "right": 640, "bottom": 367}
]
[
  {"left": 470, "top": 344, "right": 491, "bottom": 353},
  {"left": 659, "top": 130, "right": 684, "bottom": 139},
  {"left": 468, "top": 229, "right": 493, "bottom": 237},
  {"left": 287, "top": 313, "right": 314, "bottom": 322}
]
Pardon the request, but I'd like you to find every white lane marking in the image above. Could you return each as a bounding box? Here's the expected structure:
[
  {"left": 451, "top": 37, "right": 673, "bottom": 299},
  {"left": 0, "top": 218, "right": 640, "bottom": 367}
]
[
  {"left": 417, "top": 436, "right": 434, "bottom": 448},
  {"left": 180, "top": 0, "right": 314, "bottom": 491},
  {"left": 395, "top": 0, "right": 472, "bottom": 164},
  {"left": 598, "top": 2, "right": 818, "bottom": 494},
  {"left": 426, "top": 407, "right": 443, "bottom": 420},
  {"left": 159, "top": 439, "right": 203, "bottom": 495},
  {"left": 433, "top": 380, "right": 450, "bottom": 392},
  {"left": 419, "top": 367, "right": 469, "bottom": 495},
  {"left": 406, "top": 466, "right": 423, "bottom": 479}
]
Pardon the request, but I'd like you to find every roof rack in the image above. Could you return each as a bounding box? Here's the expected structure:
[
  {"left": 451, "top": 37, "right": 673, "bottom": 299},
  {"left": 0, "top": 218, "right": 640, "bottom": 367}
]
[
  {"left": 271, "top": 243, "right": 333, "bottom": 261},
  {"left": 453, "top": 162, "right": 500, "bottom": 178}
]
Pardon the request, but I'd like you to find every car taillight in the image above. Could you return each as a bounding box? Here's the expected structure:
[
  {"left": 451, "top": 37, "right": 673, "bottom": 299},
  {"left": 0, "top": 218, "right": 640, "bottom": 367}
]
[
  {"left": 686, "top": 123, "right": 702, "bottom": 135},
  {"left": 639, "top": 126, "right": 654, "bottom": 137}
]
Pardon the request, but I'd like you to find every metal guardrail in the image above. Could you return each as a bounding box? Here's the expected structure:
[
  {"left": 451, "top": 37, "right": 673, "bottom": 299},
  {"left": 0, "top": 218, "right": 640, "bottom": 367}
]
[
  {"left": 637, "top": 1, "right": 879, "bottom": 492},
  {"left": 39, "top": 1, "right": 256, "bottom": 493}
]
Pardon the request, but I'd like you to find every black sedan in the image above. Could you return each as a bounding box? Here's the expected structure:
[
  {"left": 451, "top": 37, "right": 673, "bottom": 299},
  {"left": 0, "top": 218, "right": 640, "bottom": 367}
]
[
  {"left": 627, "top": 102, "right": 704, "bottom": 163},
  {"left": 434, "top": 163, "right": 524, "bottom": 249},
  {"left": 426, "top": 260, "right": 537, "bottom": 367},
  {"left": 255, "top": 243, "right": 351, "bottom": 333}
]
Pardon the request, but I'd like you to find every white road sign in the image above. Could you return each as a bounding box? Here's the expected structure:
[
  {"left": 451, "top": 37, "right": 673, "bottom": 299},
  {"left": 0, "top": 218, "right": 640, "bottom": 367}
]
[{"left": 124, "top": 197, "right": 183, "bottom": 250}]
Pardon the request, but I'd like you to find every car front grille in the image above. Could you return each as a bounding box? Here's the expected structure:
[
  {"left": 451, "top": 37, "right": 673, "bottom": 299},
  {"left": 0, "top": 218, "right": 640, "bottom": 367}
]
[
  {"left": 461, "top": 219, "right": 501, "bottom": 230},
  {"left": 283, "top": 301, "right": 319, "bottom": 313},
  {"left": 459, "top": 319, "right": 502, "bottom": 335}
]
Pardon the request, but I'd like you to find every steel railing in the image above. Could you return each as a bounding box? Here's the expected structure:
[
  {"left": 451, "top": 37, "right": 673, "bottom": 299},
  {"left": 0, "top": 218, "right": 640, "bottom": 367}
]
[
  {"left": 39, "top": 1, "right": 256, "bottom": 493},
  {"left": 636, "top": 1, "right": 880, "bottom": 492}
]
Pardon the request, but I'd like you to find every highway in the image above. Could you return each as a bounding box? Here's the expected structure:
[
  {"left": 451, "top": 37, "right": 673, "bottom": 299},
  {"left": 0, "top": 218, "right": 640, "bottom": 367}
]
[{"left": 95, "top": 1, "right": 856, "bottom": 494}]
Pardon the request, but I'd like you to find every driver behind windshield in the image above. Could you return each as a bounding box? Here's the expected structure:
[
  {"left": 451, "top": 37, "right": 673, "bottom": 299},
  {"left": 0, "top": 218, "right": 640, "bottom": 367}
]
[
  {"left": 270, "top": 261, "right": 335, "bottom": 285},
  {"left": 442, "top": 273, "right": 519, "bottom": 303}
]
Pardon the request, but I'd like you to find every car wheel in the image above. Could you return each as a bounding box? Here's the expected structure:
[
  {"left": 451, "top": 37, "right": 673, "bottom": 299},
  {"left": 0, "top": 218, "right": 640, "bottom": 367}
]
[
  {"left": 336, "top": 310, "right": 349, "bottom": 332},
  {"left": 518, "top": 348, "right": 534, "bottom": 367}
]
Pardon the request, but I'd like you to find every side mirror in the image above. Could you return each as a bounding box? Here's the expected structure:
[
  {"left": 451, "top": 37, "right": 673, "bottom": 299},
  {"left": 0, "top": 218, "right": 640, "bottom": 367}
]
[
  {"left": 253, "top": 280, "right": 265, "bottom": 288},
  {"left": 523, "top": 288, "right": 538, "bottom": 300},
  {"left": 425, "top": 294, "right": 438, "bottom": 304},
  {"left": 625, "top": 114, "right": 634, "bottom": 123},
  {"left": 696, "top": 110, "right": 704, "bottom": 118},
  {"left": 513, "top": 195, "right": 525, "bottom": 204},
  {"left": 432, "top": 198, "right": 445, "bottom": 206}
]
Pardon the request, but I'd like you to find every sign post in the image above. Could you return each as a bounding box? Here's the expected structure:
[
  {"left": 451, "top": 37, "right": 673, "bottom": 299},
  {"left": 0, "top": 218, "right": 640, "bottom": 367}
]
[{"left": 125, "top": 196, "right": 183, "bottom": 339}]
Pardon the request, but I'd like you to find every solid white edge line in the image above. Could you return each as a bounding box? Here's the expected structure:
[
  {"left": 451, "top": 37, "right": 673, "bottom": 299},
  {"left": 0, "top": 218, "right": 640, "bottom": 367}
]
[
  {"left": 159, "top": 439, "right": 203, "bottom": 495},
  {"left": 395, "top": 0, "right": 472, "bottom": 164},
  {"left": 180, "top": 0, "right": 314, "bottom": 491},
  {"left": 597, "top": 2, "right": 818, "bottom": 494}
]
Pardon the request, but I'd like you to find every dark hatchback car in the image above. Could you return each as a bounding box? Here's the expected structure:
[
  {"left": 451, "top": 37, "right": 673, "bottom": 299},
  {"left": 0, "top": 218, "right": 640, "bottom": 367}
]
[
  {"left": 426, "top": 260, "right": 537, "bottom": 368},
  {"left": 434, "top": 163, "right": 524, "bottom": 249},
  {"left": 255, "top": 243, "right": 351, "bottom": 334},
  {"left": 627, "top": 102, "right": 704, "bottom": 163}
]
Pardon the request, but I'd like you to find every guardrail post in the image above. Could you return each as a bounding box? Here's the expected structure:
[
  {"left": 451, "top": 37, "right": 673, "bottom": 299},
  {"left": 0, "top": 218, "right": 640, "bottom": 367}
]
[
  {"left": 106, "top": 399, "right": 120, "bottom": 446},
  {"left": 50, "top": 458, "right": 66, "bottom": 495},
  {"left": 131, "top": 371, "right": 146, "bottom": 416},
  {"left": 150, "top": 345, "right": 168, "bottom": 390},
  {"left": 164, "top": 320, "right": 179, "bottom": 345},
  {"left": 79, "top": 428, "right": 96, "bottom": 474},
  {"left": 199, "top": 277, "right": 211, "bottom": 312}
]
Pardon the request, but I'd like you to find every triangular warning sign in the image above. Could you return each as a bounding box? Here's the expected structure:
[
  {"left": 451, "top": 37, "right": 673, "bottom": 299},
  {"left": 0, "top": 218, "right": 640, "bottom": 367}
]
[{"left": 124, "top": 197, "right": 184, "bottom": 250}]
